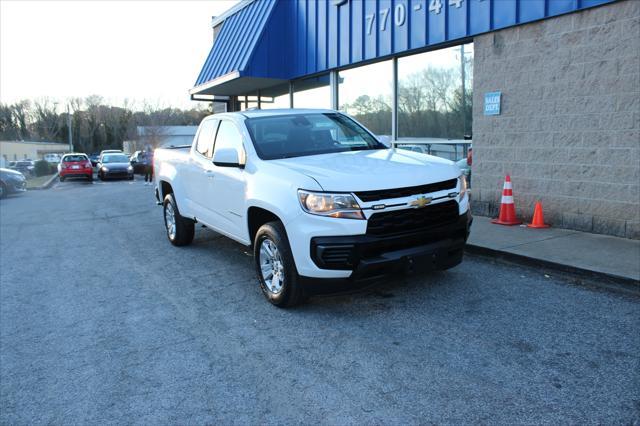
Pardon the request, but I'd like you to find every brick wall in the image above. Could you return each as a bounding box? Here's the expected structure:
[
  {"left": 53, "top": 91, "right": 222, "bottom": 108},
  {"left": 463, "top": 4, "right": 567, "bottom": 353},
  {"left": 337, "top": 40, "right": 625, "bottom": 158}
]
[{"left": 471, "top": 0, "right": 639, "bottom": 239}]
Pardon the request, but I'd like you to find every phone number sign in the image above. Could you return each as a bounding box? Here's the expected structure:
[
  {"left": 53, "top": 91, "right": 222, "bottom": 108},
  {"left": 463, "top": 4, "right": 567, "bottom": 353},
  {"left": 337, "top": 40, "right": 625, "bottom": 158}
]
[{"left": 484, "top": 92, "right": 501, "bottom": 116}]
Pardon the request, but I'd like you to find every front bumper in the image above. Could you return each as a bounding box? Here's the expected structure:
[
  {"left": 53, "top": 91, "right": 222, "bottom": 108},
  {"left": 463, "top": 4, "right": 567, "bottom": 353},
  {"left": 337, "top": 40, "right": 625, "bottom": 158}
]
[
  {"left": 102, "top": 170, "right": 133, "bottom": 179},
  {"left": 310, "top": 210, "right": 472, "bottom": 279},
  {"left": 6, "top": 178, "right": 27, "bottom": 193}
]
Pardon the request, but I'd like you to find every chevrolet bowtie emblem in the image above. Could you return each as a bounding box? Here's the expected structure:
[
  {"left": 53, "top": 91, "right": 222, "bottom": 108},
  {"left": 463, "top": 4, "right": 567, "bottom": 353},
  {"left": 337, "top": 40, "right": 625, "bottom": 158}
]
[{"left": 410, "top": 196, "right": 432, "bottom": 209}]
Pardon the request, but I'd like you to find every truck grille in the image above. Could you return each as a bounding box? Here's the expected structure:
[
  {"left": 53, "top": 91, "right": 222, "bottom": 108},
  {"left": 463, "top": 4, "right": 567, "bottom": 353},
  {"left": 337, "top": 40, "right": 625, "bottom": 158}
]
[
  {"left": 366, "top": 200, "right": 459, "bottom": 237},
  {"left": 354, "top": 179, "right": 457, "bottom": 202}
]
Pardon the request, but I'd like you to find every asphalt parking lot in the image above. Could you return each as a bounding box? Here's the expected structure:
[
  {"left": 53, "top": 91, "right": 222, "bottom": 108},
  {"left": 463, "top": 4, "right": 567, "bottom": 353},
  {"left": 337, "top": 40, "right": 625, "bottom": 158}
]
[{"left": 1, "top": 177, "right": 639, "bottom": 424}]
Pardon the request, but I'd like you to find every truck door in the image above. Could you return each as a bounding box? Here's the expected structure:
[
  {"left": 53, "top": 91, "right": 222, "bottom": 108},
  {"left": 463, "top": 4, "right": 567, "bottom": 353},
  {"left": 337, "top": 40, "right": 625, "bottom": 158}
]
[
  {"left": 184, "top": 118, "right": 219, "bottom": 226},
  {"left": 209, "top": 120, "right": 248, "bottom": 240}
]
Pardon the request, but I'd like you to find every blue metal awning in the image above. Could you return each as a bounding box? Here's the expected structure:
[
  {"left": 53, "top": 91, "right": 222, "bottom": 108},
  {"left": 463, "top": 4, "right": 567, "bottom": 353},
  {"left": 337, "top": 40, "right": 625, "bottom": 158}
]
[
  {"left": 192, "top": 0, "right": 618, "bottom": 98},
  {"left": 191, "top": 0, "right": 286, "bottom": 97}
]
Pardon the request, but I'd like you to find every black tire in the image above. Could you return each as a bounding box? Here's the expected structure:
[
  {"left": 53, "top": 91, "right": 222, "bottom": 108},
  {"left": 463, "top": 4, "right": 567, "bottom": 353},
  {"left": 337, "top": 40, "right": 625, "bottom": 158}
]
[
  {"left": 163, "top": 193, "right": 194, "bottom": 246},
  {"left": 129, "top": 175, "right": 134, "bottom": 181},
  {"left": 87, "top": 174, "right": 93, "bottom": 182},
  {"left": 59, "top": 176, "right": 65, "bottom": 182},
  {"left": 254, "top": 221, "right": 306, "bottom": 308},
  {"left": 98, "top": 172, "right": 104, "bottom": 181},
  {"left": 0, "top": 182, "right": 6, "bottom": 199}
]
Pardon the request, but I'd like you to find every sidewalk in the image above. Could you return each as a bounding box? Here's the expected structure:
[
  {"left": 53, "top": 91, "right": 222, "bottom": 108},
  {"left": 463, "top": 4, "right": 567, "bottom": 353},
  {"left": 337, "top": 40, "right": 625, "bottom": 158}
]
[{"left": 467, "top": 215, "right": 640, "bottom": 285}]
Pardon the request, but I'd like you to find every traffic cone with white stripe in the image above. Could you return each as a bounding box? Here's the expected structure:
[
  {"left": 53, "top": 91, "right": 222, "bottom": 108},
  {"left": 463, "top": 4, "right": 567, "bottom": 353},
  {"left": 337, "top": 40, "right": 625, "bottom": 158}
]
[{"left": 491, "top": 175, "right": 522, "bottom": 226}]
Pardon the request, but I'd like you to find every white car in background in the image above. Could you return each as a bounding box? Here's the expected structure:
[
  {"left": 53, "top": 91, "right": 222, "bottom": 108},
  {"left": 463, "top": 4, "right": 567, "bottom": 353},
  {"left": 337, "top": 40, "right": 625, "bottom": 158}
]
[
  {"left": 44, "top": 153, "right": 62, "bottom": 164},
  {"left": 154, "top": 109, "right": 471, "bottom": 307}
]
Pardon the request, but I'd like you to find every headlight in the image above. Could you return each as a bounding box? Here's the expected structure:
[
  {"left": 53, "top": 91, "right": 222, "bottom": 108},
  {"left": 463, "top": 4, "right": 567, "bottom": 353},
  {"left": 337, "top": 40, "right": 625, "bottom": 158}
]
[
  {"left": 101, "top": 166, "right": 109, "bottom": 172},
  {"left": 127, "top": 166, "right": 133, "bottom": 171},
  {"left": 298, "top": 190, "right": 364, "bottom": 219},
  {"left": 458, "top": 175, "right": 468, "bottom": 199}
]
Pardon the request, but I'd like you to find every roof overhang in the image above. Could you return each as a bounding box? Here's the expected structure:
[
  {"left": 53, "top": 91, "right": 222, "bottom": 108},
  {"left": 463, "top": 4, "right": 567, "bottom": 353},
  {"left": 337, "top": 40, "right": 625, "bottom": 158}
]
[{"left": 190, "top": 72, "right": 287, "bottom": 97}]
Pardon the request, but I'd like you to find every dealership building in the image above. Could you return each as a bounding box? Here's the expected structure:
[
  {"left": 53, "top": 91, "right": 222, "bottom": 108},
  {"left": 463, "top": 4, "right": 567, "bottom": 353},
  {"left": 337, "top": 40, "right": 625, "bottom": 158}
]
[{"left": 191, "top": 0, "right": 639, "bottom": 239}]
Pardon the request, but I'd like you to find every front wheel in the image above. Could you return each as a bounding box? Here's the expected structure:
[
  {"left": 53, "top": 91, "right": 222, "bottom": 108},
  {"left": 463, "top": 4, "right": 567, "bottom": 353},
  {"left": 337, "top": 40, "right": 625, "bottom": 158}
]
[
  {"left": 254, "top": 221, "right": 305, "bottom": 308},
  {"left": 59, "top": 176, "right": 65, "bottom": 182},
  {"left": 163, "top": 193, "right": 194, "bottom": 246}
]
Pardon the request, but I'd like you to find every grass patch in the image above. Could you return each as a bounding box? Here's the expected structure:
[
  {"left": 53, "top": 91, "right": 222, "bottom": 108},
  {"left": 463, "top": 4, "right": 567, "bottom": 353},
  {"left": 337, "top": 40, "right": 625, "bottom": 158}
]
[{"left": 26, "top": 174, "right": 56, "bottom": 189}]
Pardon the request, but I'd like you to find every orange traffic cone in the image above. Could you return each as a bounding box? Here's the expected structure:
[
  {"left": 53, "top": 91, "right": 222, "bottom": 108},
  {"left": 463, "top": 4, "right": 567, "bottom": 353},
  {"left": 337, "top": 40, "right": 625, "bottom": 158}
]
[
  {"left": 527, "top": 202, "right": 550, "bottom": 228},
  {"left": 491, "top": 175, "right": 522, "bottom": 226}
]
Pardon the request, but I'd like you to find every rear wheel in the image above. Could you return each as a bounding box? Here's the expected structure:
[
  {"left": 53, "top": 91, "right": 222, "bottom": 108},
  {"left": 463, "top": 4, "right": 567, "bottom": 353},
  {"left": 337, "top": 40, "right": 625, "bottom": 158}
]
[
  {"left": 163, "top": 193, "right": 194, "bottom": 246},
  {"left": 87, "top": 174, "right": 92, "bottom": 182},
  {"left": 254, "top": 221, "right": 305, "bottom": 308}
]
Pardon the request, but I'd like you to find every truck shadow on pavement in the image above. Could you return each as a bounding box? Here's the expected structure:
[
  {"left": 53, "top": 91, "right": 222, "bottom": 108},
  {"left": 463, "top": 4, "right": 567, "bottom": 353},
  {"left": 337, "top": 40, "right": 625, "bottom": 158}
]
[{"left": 187, "top": 225, "right": 457, "bottom": 311}]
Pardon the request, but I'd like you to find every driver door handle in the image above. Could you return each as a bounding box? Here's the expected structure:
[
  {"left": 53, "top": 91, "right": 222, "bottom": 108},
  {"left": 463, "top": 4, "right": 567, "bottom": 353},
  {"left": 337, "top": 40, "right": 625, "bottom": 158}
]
[{"left": 204, "top": 170, "right": 215, "bottom": 178}]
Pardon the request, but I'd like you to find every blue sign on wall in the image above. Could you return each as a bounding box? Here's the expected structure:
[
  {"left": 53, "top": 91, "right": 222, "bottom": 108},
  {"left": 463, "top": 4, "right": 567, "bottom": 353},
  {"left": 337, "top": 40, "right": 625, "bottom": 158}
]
[{"left": 484, "top": 92, "right": 501, "bottom": 116}]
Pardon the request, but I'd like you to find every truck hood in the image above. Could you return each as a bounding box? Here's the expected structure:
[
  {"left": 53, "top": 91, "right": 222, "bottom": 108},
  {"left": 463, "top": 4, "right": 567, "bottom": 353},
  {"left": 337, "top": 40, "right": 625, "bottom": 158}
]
[{"left": 270, "top": 149, "right": 460, "bottom": 192}]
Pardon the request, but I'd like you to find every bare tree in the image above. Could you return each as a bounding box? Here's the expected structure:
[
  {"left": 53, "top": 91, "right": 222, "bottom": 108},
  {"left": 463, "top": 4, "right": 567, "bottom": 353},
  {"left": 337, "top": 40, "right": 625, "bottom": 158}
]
[
  {"left": 32, "top": 97, "right": 61, "bottom": 141},
  {"left": 11, "top": 100, "right": 32, "bottom": 140}
]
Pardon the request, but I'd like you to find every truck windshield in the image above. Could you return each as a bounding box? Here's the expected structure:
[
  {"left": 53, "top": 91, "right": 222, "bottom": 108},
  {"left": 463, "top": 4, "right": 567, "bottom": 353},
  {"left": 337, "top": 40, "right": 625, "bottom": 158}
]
[{"left": 245, "top": 113, "right": 387, "bottom": 160}]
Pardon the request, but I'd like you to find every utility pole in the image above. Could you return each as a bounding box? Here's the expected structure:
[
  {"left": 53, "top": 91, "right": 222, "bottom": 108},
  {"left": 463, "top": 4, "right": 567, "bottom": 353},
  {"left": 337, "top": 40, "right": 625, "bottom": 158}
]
[{"left": 67, "top": 104, "right": 73, "bottom": 152}]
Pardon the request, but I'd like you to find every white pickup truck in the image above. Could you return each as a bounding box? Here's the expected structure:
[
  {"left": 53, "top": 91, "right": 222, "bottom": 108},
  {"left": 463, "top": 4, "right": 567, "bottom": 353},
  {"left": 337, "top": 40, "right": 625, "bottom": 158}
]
[{"left": 154, "top": 109, "right": 471, "bottom": 307}]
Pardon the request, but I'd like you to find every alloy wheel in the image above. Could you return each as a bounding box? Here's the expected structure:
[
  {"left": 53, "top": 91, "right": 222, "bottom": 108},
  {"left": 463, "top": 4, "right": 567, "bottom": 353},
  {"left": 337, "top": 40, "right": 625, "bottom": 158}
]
[
  {"left": 259, "top": 238, "right": 284, "bottom": 294},
  {"left": 164, "top": 202, "right": 176, "bottom": 240}
]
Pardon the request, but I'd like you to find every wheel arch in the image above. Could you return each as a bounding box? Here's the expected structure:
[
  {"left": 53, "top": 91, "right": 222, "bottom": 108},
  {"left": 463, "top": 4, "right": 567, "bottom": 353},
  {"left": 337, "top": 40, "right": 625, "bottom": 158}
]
[
  {"left": 159, "top": 180, "right": 173, "bottom": 200},
  {"left": 247, "top": 206, "right": 285, "bottom": 247}
]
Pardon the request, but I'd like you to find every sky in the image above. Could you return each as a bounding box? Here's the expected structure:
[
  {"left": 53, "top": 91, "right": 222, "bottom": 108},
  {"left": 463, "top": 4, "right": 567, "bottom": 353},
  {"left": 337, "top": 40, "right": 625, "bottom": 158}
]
[{"left": 0, "top": 0, "right": 238, "bottom": 110}]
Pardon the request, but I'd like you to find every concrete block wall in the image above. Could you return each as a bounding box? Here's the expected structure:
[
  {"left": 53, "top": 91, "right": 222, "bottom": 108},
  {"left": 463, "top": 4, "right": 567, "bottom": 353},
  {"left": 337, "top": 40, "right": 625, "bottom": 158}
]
[{"left": 471, "top": 0, "right": 640, "bottom": 239}]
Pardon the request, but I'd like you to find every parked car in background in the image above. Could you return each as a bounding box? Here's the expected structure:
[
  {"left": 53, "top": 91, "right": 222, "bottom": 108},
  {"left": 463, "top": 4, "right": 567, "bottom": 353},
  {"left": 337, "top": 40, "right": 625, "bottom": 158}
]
[
  {"left": 397, "top": 144, "right": 429, "bottom": 155},
  {"left": 44, "top": 153, "right": 62, "bottom": 164},
  {"left": 58, "top": 153, "right": 93, "bottom": 182},
  {"left": 455, "top": 147, "right": 472, "bottom": 187},
  {"left": 12, "top": 160, "right": 35, "bottom": 176},
  {"left": 0, "top": 168, "right": 27, "bottom": 198},
  {"left": 89, "top": 152, "right": 100, "bottom": 167},
  {"left": 97, "top": 153, "right": 134, "bottom": 180},
  {"left": 154, "top": 109, "right": 471, "bottom": 307}
]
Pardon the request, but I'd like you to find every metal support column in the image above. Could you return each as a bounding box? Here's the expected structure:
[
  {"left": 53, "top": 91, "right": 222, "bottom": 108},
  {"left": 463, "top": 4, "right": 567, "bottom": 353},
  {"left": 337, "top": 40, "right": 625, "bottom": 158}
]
[
  {"left": 330, "top": 70, "right": 339, "bottom": 110},
  {"left": 391, "top": 57, "right": 398, "bottom": 145},
  {"left": 289, "top": 81, "right": 294, "bottom": 108}
]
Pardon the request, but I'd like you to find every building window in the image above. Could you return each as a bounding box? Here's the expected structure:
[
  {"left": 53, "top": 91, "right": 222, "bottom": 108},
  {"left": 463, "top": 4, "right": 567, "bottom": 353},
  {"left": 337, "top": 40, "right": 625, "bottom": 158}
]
[
  {"left": 293, "top": 74, "right": 330, "bottom": 109},
  {"left": 338, "top": 60, "right": 393, "bottom": 138},
  {"left": 239, "top": 95, "right": 259, "bottom": 111},
  {"left": 260, "top": 83, "right": 290, "bottom": 109},
  {"left": 397, "top": 43, "right": 473, "bottom": 140}
]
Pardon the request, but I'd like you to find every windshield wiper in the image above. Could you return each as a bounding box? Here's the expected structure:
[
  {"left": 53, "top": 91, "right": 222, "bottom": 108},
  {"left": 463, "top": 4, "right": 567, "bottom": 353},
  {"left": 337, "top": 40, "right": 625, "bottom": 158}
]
[{"left": 349, "top": 146, "right": 378, "bottom": 151}]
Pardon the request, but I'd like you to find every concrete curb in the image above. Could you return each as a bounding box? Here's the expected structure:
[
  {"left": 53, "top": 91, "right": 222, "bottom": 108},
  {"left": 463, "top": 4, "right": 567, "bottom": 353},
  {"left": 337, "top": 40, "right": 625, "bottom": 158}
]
[
  {"left": 465, "top": 243, "right": 640, "bottom": 296},
  {"left": 29, "top": 173, "right": 59, "bottom": 190}
]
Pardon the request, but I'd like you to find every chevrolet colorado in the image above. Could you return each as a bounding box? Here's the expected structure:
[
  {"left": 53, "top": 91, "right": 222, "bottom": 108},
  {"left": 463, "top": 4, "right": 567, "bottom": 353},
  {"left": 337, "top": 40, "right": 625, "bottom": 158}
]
[{"left": 154, "top": 109, "right": 471, "bottom": 307}]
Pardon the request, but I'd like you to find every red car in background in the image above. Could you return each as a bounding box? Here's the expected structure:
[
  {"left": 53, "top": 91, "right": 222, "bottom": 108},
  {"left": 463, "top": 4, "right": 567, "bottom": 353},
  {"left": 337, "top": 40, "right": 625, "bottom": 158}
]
[{"left": 58, "top": 153, "right": 93, "bottom": 182}]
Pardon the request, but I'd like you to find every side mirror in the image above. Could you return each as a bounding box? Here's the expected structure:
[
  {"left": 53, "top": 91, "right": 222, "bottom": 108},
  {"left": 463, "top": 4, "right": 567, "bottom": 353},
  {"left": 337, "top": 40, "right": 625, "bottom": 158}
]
[{"left": 213, "top": 148, "right": 245, "bottom": 168}]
